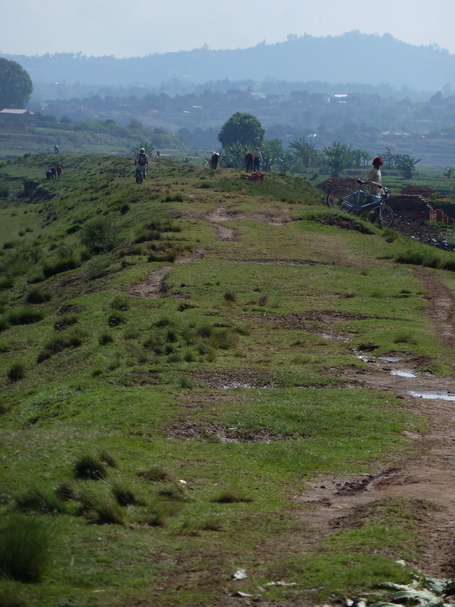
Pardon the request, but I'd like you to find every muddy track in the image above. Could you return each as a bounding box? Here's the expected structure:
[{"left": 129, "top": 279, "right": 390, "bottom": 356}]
[
  {"left": 128, "top": 210, "right": 455, "bottom": 578},
  {"left": 307, "top": 266, "right": 455, "bottom": 578}
]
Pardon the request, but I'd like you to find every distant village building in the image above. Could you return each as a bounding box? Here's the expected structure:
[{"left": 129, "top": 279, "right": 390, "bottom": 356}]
[{"left": 0, "top": 109, "right": 35, "bottom": 132}]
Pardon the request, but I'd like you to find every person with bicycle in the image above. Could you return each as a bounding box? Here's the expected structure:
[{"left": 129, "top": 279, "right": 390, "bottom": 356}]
[
  {"left": 368, "top": 157, "right": 385, "bottom": 202},
  {"left": 135, "top": 147, "right": 149, "bottom": 180}
]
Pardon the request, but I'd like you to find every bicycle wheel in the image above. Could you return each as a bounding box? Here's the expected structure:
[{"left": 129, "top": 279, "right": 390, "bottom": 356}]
[
  {"left": 327, "top": 187, "right": 355, "bottom": 212},
  {"left": 367, "top": 205, "right": 394, "bottom": 228},
  {"left": 136, "top": 170, "right": 143, "bottom": 184}
]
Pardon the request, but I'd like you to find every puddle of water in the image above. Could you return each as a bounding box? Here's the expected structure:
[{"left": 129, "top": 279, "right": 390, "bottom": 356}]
[
  {"left": 390, "top": 370, "right": 417, "bottom": 378},
  {"left": 378, "top": 356, "right": 403, "bottom": 363},
  {"left": 408, "top": 391, "right": 455, "bottom": 401},
  {"left": 357, "top": 355, "right": 376, "bottom": 363},
  {"left": 321, "top": 333, "right": 351, "bottom": 342}
]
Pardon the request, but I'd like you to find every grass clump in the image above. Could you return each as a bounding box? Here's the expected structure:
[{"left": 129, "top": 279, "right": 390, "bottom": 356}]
[
  {"left": 15, "top": 483, "right": 65, "bottom": 515},
  {"left": 111, "top": 481, "right": 142, "bottom": 506},
  {"left": 25, "top": 287, "right": 52, "bottom": 304},
  {"left": 0, "top": 514, "right": 52, "bottom": 582},
  {"left": 77, "top": 486, "right": 124, "bottom": 525},
  {"left": 73, "top": 453, "right": 108, "bottom": 480},
  {"left": 7, "top": 363, "right": 24, "bottom": 382},
  {"left": 53, "top": 313, "right": 78, "bottom": 331},
  {"left": 36, "top": 332, "right": 82, "bottom": 363},
  {"left": 99, "top": 332, "right": 114, "bottom": 345},
  {"left": 6, "top": 308, "right": 44, "bottom": 326},
  {"left": 79, "top": 216, "right": 120, "bottom": 254},
  {"left": 137, "top": 465, "right": 171, "bottom": 482},
  {"left": 110, "top": 295, "right": 130, "bottom": 311}
]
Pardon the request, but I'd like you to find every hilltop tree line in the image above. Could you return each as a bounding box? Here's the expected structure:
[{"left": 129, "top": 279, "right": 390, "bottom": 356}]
[{"left": 217, "top": 112, "right": 421, "bottom": 178}]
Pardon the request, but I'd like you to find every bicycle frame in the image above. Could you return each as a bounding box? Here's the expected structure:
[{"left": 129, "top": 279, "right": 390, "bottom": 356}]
[{"left": 327, "top": 179, "right": 394, "bottom": 227}]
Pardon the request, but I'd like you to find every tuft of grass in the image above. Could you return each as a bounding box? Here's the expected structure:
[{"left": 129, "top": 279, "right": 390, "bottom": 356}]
[
  {"left": 0, "top": 514, "right": 52, "bottom": 583},
  {"left": 99, "top": 450, "right": 118, "bottom": 468},
  {"left": 77, "top": 486, "right": 124, "bottom": 525},
  {"left": 79, "top": 216, "right": 120, "bottom": 254},
  {"left": 73, "top": 453, "right": 108, "bottom": 480},
  {"left": 0, "top": 585, "right": 28, "bottom": 607},
  {"left": 111, "top": 481, "right": 142, "bottom": 506},
  {"left": 99, "top": 332, "right": 114, "bottom": 345},
  {"left": 7, "top": 363, "right": 24, "bottom": 382},
  {"left": 393, "top": 331, "right": 418, "bottom": 345},
  {"left": 110, "top": 296, "right": 130, "bottom": 311},
  {"left": 36, "top": 332, "right": 82, "bottom": 363},
  {"left": 6, "top": 308, "right": 44, "bottom": 326},
  {"left": 53, "top": 313, "right": 78, "bottom": 331},
  {"left": 212, "top": 490, "right": 253, "bottom": 504},
  {"left": 25, "top": 287, "right": 52, "bottom": 304},
  {"left": 15, "top": 483, "right": 65, "bottom": 515},
  {"left": 108, "top": 312, "right": 125, "bottom": 327},
  {"left": 224, "top": 290, "right": 237, "bottom": 303},
  {"left": 137, "top": 466, "right": 171, "bottom": 482}
]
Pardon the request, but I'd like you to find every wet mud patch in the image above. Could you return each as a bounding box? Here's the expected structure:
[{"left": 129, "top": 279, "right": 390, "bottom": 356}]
[
  {"left": 187, "top": 367, "right": 303, "bottom": 389},
  {"left": 252, "top": 212, "right": 292, "bottom": 225},
  {"left": 256, "top": 310, "right": 368, "bottom": 330},
  {"left": 309, "top": 214, "right": 375, "bottom": 234},
  {"left": 226, "top": 258, "right": 327, "bottom": 267}
]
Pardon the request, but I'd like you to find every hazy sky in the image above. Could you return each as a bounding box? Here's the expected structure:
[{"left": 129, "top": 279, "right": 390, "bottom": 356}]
[{"left": 2, "top": 0, "right": 454, "bottom": 57}]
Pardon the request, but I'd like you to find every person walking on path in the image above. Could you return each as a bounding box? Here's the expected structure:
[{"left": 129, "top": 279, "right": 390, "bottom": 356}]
[
  {"left": 253, "top": 147, "right": 263, "bottom": 172},
  {"left": 135, "top": 148, "right": 149, "bottom": 179}
]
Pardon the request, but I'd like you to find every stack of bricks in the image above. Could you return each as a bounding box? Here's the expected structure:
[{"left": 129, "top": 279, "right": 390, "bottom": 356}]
[
  {"left": 387, "top": 195, "right": 454, "bottom": 225},
  {"left": 428, "top": 207, "right": 454, "bottom": 225},
  {"left": 387, "top": 195, "right": 429, "bottom": 221}
]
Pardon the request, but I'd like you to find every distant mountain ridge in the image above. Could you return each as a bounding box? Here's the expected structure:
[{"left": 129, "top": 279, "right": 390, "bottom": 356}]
[{"left": 2, "top": 31, "right": 455, "bottom": 92}]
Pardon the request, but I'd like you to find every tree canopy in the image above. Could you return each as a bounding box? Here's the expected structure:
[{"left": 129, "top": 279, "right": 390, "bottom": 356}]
[
  {"left": 0, "top": 58, "right": 33, "bottom": 109},
  {"left": 218, "top": 112, "right": 265, "bottom": 150}
]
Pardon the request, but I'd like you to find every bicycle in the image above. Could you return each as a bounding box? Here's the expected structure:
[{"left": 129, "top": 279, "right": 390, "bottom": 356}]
[
  {"left": 326, "top": 179, "right": 394, "bottom": 227},
  {"left": 135, "top": 166, "right": 144, "bottom": 184}
]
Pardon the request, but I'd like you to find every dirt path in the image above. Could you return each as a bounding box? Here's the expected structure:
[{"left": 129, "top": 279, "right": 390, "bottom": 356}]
[
  {"left": 304, "top": 267, "right": 455, "bottom": 578},
  {"left": 128, "top": 213, "right": 455, "bottom": 578}
]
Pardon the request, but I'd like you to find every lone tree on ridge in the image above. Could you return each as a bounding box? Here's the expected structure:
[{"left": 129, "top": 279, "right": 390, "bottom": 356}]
[{"left": 0, "top": 58, "right": 33, "bottom": 109}]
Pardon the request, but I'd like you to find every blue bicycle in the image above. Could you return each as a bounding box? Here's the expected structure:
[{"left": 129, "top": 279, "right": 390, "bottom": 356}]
[{"left": 327, "top": 179, "right": 394, "bottom": 228}]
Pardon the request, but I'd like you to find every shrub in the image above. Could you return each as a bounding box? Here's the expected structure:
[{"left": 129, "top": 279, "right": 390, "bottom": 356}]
[
  {"left": 0, "top": 514, "right": 52, "bottom": 582},
  {"left": 7, "top": 363, "right": 24, "bottom": 382},
  {"left": 25, "top": 288, "right": 52, "bottom": 304},
  {"left": 73, "top": 454, "right": 107, "bottom": 480}
]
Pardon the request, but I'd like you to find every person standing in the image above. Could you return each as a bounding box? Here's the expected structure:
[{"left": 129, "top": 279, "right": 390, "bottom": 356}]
[
  {"left": 135, "top": 147, "right": 149, "bottom": 179},
  {"left": 56, "top": 164, "right": 62, "bottom": 179},
  {"left": 253, "top": 147, "right": 263, "bottom": 172},
  {"left": 368, "top": 157, "right": 384, "bottom": 201}
]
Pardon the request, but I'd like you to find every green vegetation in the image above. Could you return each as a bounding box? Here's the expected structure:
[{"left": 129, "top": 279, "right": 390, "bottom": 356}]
[{"left": 0, "top": 152, "right": 453, "bottom": 605}]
